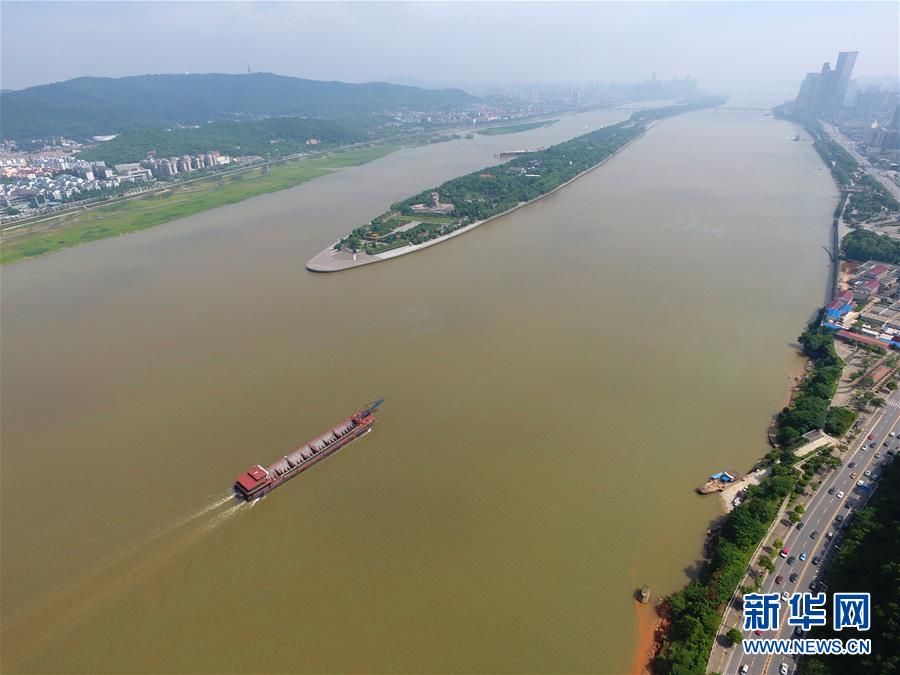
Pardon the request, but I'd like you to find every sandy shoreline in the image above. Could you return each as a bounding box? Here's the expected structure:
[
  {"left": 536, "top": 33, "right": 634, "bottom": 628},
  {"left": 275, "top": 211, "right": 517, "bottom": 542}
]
[{"left": 630, "top": 600, "right": 662, "bottom": 675}]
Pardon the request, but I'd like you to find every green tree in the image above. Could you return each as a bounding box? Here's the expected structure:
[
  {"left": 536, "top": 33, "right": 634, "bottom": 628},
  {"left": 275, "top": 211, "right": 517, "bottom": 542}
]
[{"left": 725, "top": 627, "right": 743, "bottom": 647}]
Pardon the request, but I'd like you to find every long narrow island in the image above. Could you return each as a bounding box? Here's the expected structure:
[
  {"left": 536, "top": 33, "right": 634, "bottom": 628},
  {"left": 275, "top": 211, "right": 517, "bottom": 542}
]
[{"left": 307, "top": 97, "right": 727, "bottom": 272}]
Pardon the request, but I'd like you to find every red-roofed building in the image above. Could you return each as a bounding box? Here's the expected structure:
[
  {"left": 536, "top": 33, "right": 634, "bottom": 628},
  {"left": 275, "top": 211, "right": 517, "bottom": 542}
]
[
  {"left": 836, "top": 330, "right": 888, "bottom": 348},
  {"left": 865, "top": 264, "right": 890, "bottom": 279}
]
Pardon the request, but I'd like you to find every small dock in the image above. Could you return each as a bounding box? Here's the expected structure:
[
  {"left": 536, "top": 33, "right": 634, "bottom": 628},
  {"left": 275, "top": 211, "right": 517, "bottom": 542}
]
[{"left": 696, "top": 471, "right": 738, "bottom": 494}]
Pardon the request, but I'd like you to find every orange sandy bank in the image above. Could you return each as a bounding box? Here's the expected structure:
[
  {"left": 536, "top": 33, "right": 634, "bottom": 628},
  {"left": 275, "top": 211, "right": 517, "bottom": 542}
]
[{"left": 630, "top": 599, "right": 663, "bottom": 675}]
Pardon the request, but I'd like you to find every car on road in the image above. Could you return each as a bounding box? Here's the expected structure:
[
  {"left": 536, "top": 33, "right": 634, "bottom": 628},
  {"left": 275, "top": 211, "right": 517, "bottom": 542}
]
[
  {"left": 867, "top": 434, "right": 874, "bottom": 440},
  {"left": 890, "top": 431, "right": 895, "bottom": 437},
  {"left": 837, "top": 491, "right": 845, "bottom": 498},
  {"left": 848, "top": 462, "right": 857, "bottom": 468},
  {"left": 787, "top": 555, "right": 796, "bottom": 565},
  {"left": 827, "top": 487, "right": 836, "bottom": 495},
  {"left": 780, "top": 546, "right": 790, "bottom": 558},
  {"left": 812, "top": 556, "right": 821, "bottom": 565},
  {"left": 835, "top": 514, "right": 845, "bottom": 523},
  {"left": 781, "top": 663, "right": 790, "bottom": 675},
  {"left": 794, "top": 626, "right": 804, "bottom": 637},
  {"left": 809, "top": 580, "right": 820, "bottom": 591},
  {"left": 811, "top": 530, "right": 819, "bottom": 539},
  {"left": 875, "top": 453, "right": 881, "bottom": 458},
  {"left": 850, "top": 473, "right": 857, "bottom": 479},
  {"left": 789, "top": 572, "right": 799, "bottom": 582},
  {"left": 796, "top": 522, "right": 805, "bottom": 531},
  {"left": 741, "top": 664, "right": 749, "bottom": 674},
  {"left": 845, "top": 500, "right": 854, "bottom": 509},
  {"left": 799, "top": 552, "right": 808, "bottom": 561},
  {"left": 782, "top": 591, "right": 790, "bottom": 601},
  {"left": 857, "top": 479, "right": 866, "bottom": 486},
  {"left": 826, "top": 531, "right": 834, "bottom": 540},
  {"left": 864, "top": 470, "right": 872, "bottom": 477}
]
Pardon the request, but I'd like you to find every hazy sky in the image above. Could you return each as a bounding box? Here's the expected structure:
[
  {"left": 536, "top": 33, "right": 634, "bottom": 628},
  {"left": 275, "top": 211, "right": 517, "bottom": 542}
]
[{"left": 2, "top": 1, "right": 898, "bottom": 92}]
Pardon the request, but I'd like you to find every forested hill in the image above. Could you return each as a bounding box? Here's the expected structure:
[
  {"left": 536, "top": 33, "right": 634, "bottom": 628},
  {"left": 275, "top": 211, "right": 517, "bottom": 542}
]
[
  {"left": 0, "top": 72, "right": 478, "bottom": 141},
  {"left": 77, "top": 117, "right": 371, "bottom": 165}
]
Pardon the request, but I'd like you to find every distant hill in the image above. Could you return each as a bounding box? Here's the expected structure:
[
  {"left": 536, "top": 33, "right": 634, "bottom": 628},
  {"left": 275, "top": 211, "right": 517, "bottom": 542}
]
[
  {"left": 78, "top": 117, "right": 371, "bottom": 165},
  {"left": 0, "top": 72, "right": 478, "bottom": 142}
]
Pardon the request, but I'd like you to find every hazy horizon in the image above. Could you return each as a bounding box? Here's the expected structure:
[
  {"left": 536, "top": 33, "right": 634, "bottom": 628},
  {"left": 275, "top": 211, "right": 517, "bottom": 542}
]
[{"left": 2, "top": 1, "right": 898, "bottom": 94}]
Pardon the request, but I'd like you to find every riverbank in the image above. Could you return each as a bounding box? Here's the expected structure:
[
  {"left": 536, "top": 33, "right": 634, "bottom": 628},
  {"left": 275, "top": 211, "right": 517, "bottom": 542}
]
[
  {"left": 651, "top": 114, "right": 844, "bottom": 673},
  {"left": 1, "top": 102, "right": 834, "bottom": 675},
  {"left": 306, "top": 123, "right": 656, "bottom": 272},
  {"left": 0, "top": 145, "right": 398, "bottom": 265},
  {"left": 630, "top": 600, "right": 663, "bottom": 675}
]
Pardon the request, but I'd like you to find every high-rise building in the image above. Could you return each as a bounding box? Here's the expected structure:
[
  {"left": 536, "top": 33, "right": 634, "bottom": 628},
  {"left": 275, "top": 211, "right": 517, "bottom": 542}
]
[
  {"left": 827, "top": 51, "right": 858, "bottom": 118},
  {"left": 793, "top": 51, "right": 858, "bottom": 119},
  {"left": 796, "top": 72, "right": 820, "bottom": 113}
]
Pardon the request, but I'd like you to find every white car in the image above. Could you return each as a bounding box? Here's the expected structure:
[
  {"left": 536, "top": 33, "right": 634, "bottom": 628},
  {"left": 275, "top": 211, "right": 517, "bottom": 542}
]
[
  {"left": 864, "top": 470, "right": 872, "bottom": 477},
  {"left": 780, "top": 663, "right": 790, "bottom": 675},
  {"left": 837, "top": 491, "right": 845, "bottom": 498},
  {"left": 890, "top": 432, "right": 896, "bottom": 437},
  {"left": 781, "top": 591, "right": 790, "bottom": 601},
  {"left": 741, "top": 666, "right": 749, "bottom": 674}
]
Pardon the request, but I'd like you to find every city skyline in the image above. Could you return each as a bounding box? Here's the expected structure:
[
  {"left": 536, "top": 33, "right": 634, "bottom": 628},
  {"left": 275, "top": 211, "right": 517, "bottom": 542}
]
[{"left": 2, "top": 2, "right": 898, "bottom": 92}]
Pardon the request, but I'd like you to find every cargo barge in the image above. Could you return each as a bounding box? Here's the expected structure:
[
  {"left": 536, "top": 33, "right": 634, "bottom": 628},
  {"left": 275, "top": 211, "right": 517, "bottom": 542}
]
[{"left": 234, "top": 399, "right": 384, "bottom": 501}]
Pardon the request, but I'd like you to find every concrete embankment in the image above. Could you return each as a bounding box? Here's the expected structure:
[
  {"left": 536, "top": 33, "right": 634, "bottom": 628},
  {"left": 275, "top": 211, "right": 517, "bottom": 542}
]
[{"left": 306, "top": 123, "right": 657, "bottom": 273}]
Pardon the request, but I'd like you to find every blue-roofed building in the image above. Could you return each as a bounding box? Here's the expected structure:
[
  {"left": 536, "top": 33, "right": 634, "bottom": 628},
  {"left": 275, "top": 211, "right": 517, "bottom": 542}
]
[{"left": 826, "top": 298, "right": 853, "bottom": 320}]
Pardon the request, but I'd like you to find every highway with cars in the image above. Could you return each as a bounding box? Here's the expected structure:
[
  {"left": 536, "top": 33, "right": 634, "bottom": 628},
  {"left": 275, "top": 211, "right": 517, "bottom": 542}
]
[
  {"left": 823, "top": 122, "right": 900, "bottom": 203},
  {"left": 716, "top": 389, "right": 900, "bottom": 675}
]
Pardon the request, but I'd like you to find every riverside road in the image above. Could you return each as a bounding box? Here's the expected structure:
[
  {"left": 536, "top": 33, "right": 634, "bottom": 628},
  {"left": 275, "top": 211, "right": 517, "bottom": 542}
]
[{"left": 713, "top": 390, "right": 900, "bottom": 675}]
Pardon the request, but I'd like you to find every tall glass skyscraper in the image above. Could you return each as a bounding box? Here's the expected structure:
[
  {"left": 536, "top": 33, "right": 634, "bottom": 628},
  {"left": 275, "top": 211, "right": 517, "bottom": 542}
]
[
  {"left": 793, "top": 51, "right": 858, "bottom": 119},
  {"left": 828, "top": 51, "right": 859, "bottom": 118}
]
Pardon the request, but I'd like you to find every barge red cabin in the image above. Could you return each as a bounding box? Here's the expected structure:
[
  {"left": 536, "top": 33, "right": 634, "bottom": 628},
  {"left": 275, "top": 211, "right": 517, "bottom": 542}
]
[{"left": 234, "top": 399, "right": 384, "bottom": 501}]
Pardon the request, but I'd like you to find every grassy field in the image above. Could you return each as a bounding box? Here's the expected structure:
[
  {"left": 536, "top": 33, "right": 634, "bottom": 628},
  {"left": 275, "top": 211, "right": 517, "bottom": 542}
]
[
  {"left": 475, "top": 119, "right": 558, "bottom": 136},
  {"left": 1, "top": 145, "right": 398, "bottom": 264},
  {"left": 408, "top": 214, "right": 456, "bottom": 224}
]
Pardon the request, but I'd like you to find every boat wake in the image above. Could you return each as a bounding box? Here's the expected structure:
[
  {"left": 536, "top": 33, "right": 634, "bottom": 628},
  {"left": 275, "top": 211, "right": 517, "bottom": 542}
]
[{"left": 1, "top": 492, "right": 247, "bottom": 670}]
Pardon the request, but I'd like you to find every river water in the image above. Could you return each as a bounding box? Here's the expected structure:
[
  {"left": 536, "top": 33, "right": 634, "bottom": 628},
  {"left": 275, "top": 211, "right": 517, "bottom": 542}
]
[{"left": 1, "top": 106, "right": 835, "bottom": 673}]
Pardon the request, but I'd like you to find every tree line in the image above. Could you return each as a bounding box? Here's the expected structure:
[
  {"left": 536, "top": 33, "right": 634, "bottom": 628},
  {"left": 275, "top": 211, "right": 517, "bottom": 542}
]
[
  {"left": 842, "top": 229, "right": 900, "bottom": 265},
  {"left": 777, "top": 323, "right": 856, "bottom": 450},
  {"left": 656, "top": 316, "right": 853, "bottom": 673},
  {"left": 337, "top": 97, "right": 727, "bottom": 254},
  {"left": 800, "top": 457, "right": 900, "bottom": 674},
  {"left": 655, "top": 464, "right": 800, "bottom": 673}
]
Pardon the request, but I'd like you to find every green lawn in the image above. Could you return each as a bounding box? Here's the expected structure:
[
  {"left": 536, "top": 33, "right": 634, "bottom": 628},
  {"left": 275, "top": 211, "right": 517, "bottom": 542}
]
[
  {"left": 408, "top": 214, "right": 456, "bottom": 224},
  {"left": 1, "top": 145, "right": 398, "bottom": 264},
  {"left": 475, "top": 119, "right": 558, "bottom": 136}
]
